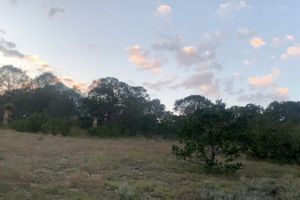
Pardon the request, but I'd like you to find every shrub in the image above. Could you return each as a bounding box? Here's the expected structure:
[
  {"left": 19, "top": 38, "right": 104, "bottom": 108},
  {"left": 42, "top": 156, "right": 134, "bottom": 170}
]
[
  {"left": 11, "top": 113, "right": 47, "bottom": 133},
  {"left": 172, "top": 100, "right": 246, "bottom": 174},
  {"left": 41, "top": 119, "right": 71, "bottom": 136},
  {"left": 249, "top": 121, "right": 300, "bottom": 164},
  {"left": 11, "top": 113, "right": 71, "bottom": 135},
  {"left": 89, "top": 125, "right": 123, "bottom": 138}
]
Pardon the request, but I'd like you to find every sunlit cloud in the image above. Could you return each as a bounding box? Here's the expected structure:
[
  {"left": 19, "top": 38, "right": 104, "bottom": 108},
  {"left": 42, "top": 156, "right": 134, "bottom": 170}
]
[
  {"left": 156, "top": 4, "right": 172, "bottom": 16},
  {"left": 281, "top": 45, "right": 300, "bottom": 60},
  {"left": 127, "top": 45, "right": 163, "bottom": 74},
  {"left": 248, "top": 69, "right": 280, "bottom": 87},
  {"left": 24, "top": 55, "right": 51, "bottom": 72},
  {"left": 182, "top": 46, "right": 197, "bottom": 55},
  {"left": 277, "top": 87, "right": 289, "bottom": 96},
  {"left": 250, "top": 37, "right": 266, "bottom": 48},
  {"left": 58, "top": 76, "right": 88, "bottom": 91}
]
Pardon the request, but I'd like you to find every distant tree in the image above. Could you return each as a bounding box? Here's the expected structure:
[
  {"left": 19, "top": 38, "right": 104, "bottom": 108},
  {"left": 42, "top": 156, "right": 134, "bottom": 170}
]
[
  {"left": 174, "top": 95, "right": 214, "bottom": 116},
  {"left": 0, "top": 65, "right": 30, "bottom": 94},
  {"left": 84, "top": 77, "right": 166, "bottom": 135},
  {"left": 141, "top": 99, "right": 166, "bottom": 133},
  {"left": 34, "top": 72, "right": 58, "bottom": 88},
  {"left": 172, "top": 100, "right": 245, "bottom": 173}
]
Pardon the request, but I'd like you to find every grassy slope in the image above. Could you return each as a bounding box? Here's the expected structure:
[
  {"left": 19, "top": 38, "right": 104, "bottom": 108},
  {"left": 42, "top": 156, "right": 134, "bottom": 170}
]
[{"left": 0, "top": 129, "right": 300, "bottom": 200}]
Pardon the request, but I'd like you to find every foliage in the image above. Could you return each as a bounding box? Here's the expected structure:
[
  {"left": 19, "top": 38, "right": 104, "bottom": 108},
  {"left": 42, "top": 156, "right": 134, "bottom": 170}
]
[
  {"left": 172, "top": 100, "right": 246, "bottom": 173},
  {"left": 10, "top": 113, "right": 71, "bottom": 135},
  {"left": 174, "top": 95, "right": 214, "bottom": 116},
  {"left": 248, "top": 102, "right": 300, "bottom": 164},
  {"left": 41, "top": 119, "right": 72, "bottom": 136},
  {"left": 11, "top": 113, "right": 48, "bottom": 133},
  {"left": 3, "top": 103, "right": 13, "bottom": 111}
]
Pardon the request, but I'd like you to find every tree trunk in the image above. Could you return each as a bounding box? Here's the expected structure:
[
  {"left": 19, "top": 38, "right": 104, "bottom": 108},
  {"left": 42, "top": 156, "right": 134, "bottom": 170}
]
[
  {"left": 3, "top": 110, "right": 11, "bottom": 125},
  {"left": 92, "top": 117, "right": 98, "bottom": 128}
]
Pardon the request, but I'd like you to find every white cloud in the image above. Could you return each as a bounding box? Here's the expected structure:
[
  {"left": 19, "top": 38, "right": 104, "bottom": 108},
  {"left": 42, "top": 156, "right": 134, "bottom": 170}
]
[
  {"left": 173, "top": 69, "right": 220, "bottom": 97},
  {"left": 237, "top": 89, "right": 289, "bottom": 103},
  {"left": 156, "top": 4, "right": 172, "bottom": 15},
  {"left": 216, "top": 0, "right": 249, "bottom": 19},
  {"left": 285, "top": 35, "right": 295, "bottom": 41},
  {"left": 272, "top": 35, "right": 295, "bottom": 47},
  {"left": 250, "top": 37, "right": 266, "bottom": 48},
  {"left": 281, "top": 46, "right": 300, "bottom": 60},
  {"left": 153, "top": 31, "right": 225, "bottom": 67},
  {"left": 143, "top": 76, "right": 177, "bottom": 91},
  {"left": 237, "top": 27, "right": 255, "bottom": 39},
  {"left": 127, "top": 45, "right": 163, "bottom": 74}
]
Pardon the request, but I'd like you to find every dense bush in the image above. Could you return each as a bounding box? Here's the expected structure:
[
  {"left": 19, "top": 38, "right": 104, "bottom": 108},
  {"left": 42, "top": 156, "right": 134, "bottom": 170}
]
[
  {"left": 249, "top": 121, "right": 300, "bottom": 164},
  {"left": 41, "top": 119, "right": 72, "bottom": 136},
  {"left": 11, "top": 113, "right": 47, "bottom": 133},
  {"left": 89, "top": 125, "right": 130, "bottom": 138},
  {"left": 246, "top": 101, "right": 300, "bottom": 164},
  {"left": 11, "top": 113, "right": 71, "bottom": 135}
]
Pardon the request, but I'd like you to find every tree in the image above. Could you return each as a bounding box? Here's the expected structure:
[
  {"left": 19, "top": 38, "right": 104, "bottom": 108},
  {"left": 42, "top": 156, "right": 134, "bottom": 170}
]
[
  {"left": 174, "top": 95, "right": 213, "bottom": 116},
  {"left": 0, "top": 65, "right": 30, "bottom": 94},
  {"left": 248, "top": 101, "right": 300, "bottom": 164},
  {"left": 84, "top": 77, "right": 167, "bottom": 135},
  {"left": 172, "top": 100, "right": 245, "bottom": 173},
  {"left": 34, "top": 72, "right": 58, "bottom": 88}
]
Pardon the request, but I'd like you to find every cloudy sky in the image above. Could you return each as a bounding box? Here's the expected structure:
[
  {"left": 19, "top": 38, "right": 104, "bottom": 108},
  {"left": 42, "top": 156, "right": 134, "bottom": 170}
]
[{"left": 0, "top": 0, "right": 300, "bottom": 110}]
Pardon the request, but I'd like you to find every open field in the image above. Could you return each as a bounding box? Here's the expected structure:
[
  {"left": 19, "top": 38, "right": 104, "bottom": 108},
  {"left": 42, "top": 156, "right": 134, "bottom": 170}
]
[{"left": 0, "top": 129, "right": 300, "bottom": 199}]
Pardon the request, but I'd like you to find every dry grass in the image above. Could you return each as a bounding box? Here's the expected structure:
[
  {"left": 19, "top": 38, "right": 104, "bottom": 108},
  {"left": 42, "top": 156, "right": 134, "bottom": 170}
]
[{"left": 0, "top": 129, "right": 300, "bottom": 199}]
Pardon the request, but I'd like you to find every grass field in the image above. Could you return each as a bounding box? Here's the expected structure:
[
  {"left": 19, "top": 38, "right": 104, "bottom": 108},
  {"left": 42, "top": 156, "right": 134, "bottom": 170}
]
[{"left": 0, "top": 129, "right": 300, "bottom": 199}]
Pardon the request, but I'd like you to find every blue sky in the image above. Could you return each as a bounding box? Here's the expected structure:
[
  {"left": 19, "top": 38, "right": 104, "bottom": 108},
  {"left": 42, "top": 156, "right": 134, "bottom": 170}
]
[{"left": 0, "top": 0, "right": 300, "bottom": 110}]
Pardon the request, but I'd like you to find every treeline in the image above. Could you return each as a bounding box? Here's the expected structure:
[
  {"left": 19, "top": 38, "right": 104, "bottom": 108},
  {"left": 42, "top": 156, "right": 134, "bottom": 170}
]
[
  {"left": 0, "top": 65, "right": 180, "bottom": 137},
  {"left": 1, "top": 65, "right": 300, "bottom": 168}
]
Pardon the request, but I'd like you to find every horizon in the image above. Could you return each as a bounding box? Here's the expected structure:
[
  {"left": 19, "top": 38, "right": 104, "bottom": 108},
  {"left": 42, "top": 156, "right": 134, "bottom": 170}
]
[{"left": 1, "top": 0, "right": 300, "bottom": 110}]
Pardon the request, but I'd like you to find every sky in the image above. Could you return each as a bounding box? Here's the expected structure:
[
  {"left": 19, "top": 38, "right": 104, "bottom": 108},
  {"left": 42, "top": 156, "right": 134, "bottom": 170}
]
[{"left": 0, "top": 0, "right": 300, "bottom": 110}]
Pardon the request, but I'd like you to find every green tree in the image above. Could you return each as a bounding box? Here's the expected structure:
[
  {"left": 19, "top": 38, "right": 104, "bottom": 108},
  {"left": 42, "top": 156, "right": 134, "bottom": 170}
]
[
  {"left": 172, "top": 100, "right": 245, "bottom": 173},
  {"left": 174, "top": 95, "right": 214, "bottom": 116}
]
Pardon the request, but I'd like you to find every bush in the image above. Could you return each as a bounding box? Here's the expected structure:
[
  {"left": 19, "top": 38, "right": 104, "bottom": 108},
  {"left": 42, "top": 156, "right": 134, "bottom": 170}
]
[
  {"left": 89, "top": 125, "right": 123, "bottom": 138},
  {"left": 41, "top": 119, "right": 71, "bottom": 136},
  {"left": 249, "top": 122, "right": 300, "bottom": 164},
  {"left": 11, "top": 113, "right": 47, "bottom": 133},
  {"left": 11, "top": 113, "right": 71, "bottom": 135}
]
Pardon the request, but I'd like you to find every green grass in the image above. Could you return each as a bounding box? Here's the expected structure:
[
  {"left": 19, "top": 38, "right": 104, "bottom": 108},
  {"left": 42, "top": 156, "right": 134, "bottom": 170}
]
[{"left": 0, "top": 129, "right": 300, "bottom": 199}]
